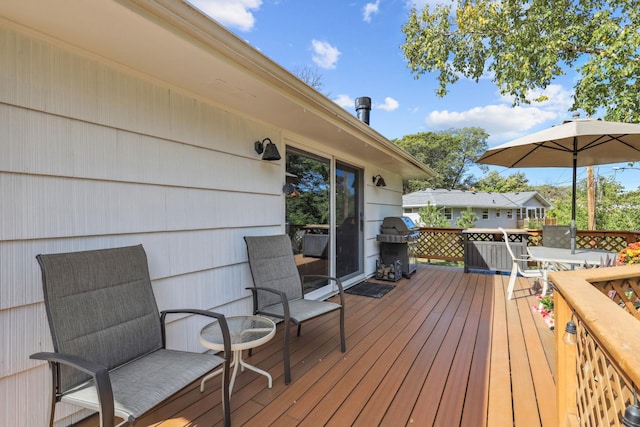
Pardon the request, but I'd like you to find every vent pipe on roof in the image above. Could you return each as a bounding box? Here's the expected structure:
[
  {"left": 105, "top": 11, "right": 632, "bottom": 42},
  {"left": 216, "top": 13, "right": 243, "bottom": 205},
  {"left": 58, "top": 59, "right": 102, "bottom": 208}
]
[{"left": 355, "top": 97, "right": 371, "bottom": 125}]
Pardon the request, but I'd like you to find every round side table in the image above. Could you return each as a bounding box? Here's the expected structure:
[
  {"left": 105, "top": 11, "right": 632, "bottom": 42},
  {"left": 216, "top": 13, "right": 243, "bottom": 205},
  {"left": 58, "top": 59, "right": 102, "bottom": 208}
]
[{"left": 199, "top": 315, "right": 276, "bottom": 394}]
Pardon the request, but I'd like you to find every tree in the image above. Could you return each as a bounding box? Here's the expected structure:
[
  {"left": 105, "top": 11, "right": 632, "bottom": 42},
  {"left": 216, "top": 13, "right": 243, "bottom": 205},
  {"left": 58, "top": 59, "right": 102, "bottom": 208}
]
[
  {"left": 401, "top": 1, "right": 640, "bottom": 122},
  {"left": 292, "top": 65, "right": 330, "bottom": 97},
  {"left": 285, "top": 153, "right": 330, "bottom": 226},
  {"left": 418, "top": 202, "right": 451, "bottom": 227},
  {"left": 475, "top": 171, "right": 532, "bottom": 192},
  {"left": 540, "top": 176, "right": 640, "bottom": 230},
  {"left": 456, "top": 207, "right": 478, "bottom": 228},
  {"left": 394, "top": 128, "right": 489, "bottom": 192}
]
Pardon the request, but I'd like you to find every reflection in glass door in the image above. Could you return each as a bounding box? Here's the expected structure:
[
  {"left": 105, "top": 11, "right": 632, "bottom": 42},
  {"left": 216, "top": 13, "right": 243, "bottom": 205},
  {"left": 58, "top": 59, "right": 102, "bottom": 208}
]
[
  {"left": 335, "top": 162, "right": 362, "bottom": 280},
  {"left": 285, "top": 148, "right": 330, "bottom": 295}
]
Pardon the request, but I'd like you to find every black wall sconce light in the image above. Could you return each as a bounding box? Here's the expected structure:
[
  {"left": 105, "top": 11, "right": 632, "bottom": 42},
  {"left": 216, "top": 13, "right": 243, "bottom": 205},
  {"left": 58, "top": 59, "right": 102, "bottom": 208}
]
[
  {"left": 372, "top": 174, "right": 386, "bottom": 187},
  {"left": 254, "top": 138, "right": 281, "bottom": 161}
]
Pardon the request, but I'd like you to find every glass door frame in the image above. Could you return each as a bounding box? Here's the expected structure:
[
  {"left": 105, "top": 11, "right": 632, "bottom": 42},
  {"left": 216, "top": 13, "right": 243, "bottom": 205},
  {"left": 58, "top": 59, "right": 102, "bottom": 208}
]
[{"left": 285, "top": 145, "right": 365, "bottom": 300}]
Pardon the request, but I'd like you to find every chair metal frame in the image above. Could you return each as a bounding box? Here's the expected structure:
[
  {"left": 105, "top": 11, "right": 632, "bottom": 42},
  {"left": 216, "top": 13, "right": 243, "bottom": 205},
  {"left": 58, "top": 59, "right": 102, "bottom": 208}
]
[
  {"left": 30, "top": 245, "right": 232, "bottom": 427},
  {"left": 498, "top": 228, "right": 544, "bottom": 300},
  {"left": 244, "top": 235, "right": 346, "bottom": 384}
]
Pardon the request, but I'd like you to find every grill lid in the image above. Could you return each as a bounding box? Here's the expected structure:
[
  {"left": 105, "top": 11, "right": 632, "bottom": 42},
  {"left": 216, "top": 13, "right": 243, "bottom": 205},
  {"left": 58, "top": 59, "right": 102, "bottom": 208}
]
[{"left": 380, "top": 216, "right": 418, "bottom": 235}]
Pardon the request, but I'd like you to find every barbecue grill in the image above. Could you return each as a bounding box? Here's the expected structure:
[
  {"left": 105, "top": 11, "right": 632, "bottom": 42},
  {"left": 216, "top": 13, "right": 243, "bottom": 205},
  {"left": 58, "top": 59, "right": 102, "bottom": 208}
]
[{"left": 376, "top": 216, "right": 419, "bottom": 277}]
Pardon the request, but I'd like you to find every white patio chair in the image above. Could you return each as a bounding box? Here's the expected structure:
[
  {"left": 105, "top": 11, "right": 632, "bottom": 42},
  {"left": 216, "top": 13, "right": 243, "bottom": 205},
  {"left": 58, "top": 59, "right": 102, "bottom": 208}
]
[{"left": 498, "top": 228, "right": 544, "bottom": 300}]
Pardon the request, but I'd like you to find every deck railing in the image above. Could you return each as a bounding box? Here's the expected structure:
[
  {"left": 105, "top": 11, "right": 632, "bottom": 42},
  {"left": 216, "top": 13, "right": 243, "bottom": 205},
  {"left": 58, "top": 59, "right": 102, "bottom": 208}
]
[
  {"left": 551, "top": 265, "right": 640, "bottom": 426},
  {"left": 415, "top": 228, "right": 640, "bottom": 262}
]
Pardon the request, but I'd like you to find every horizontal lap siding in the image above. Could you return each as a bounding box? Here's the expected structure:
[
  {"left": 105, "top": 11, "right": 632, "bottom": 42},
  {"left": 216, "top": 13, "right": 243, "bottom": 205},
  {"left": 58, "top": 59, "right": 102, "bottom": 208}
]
[{"left": 0, "top": 24, "right": 282, "bottom": 427}]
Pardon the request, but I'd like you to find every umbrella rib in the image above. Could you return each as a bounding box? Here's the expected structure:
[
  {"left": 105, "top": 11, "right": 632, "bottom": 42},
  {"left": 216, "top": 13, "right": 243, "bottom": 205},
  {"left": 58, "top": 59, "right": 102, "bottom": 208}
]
[
  {"left": 577, "top": 134, "right": 612, "bottom": 152},
  {"left": 578, "top": 134, "right": 640, "bottom": 154},
  {"left": 506, "top": 141, "right": 569, "bottom": 167}
]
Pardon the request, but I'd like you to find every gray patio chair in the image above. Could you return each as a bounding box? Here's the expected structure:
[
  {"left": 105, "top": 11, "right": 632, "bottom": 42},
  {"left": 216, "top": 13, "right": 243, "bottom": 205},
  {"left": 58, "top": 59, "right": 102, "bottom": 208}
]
[
  {"left": 244, "top": 235, "right": 346, "bottom": 384},
  {"left": 30, "top": 245, "right": 231, "bottom": 427},
  {"left": 498, "top": 228, "right": 544, "bottom": 300}
]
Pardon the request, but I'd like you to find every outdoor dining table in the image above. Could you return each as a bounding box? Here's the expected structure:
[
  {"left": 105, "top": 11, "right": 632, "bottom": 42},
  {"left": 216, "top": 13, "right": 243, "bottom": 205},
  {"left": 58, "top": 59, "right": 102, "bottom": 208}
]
[{"left": 527, "top": 246, "right": 617, "bottom": 295}]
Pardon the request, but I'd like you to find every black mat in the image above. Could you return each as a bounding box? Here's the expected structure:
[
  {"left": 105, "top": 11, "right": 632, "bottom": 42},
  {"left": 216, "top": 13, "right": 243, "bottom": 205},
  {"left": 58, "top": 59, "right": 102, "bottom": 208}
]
[{"left": 345, "top": 281, "right": 395, "bottom": 298}]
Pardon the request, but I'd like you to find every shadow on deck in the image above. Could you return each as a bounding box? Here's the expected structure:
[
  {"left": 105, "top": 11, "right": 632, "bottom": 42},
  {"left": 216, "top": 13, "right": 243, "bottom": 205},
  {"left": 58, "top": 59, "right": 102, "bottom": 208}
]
[{"left": 73, "top": 264, "right": 556, "bottom": 426}]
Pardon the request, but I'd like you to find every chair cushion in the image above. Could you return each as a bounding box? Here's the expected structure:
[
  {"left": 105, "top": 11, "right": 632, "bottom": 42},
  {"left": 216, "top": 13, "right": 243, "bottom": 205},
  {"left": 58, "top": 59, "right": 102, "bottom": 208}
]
[
  {"left": 244, "top": 235, "right": 304, "bottom": 307},
  {"left": 37, "top": 245, "right": 163, "bottom": 392},
  {"left": 260, "top": 298, "right": 341, "bottom": 323},
  {"left": 61, "top": 349, "right": 224, "bottom": 423}
]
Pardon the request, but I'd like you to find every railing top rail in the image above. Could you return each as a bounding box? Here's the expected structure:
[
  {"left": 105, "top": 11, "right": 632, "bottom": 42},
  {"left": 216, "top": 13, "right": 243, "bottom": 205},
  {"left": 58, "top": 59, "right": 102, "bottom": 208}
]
[{"left": 550, "top": 264, "right": 640, "bottom": 387}]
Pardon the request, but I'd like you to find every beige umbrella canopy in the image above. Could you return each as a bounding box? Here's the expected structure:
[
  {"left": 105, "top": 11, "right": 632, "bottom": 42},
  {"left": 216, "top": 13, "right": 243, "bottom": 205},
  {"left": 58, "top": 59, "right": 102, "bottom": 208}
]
[{"left": 477, "top": 117, "right": 640, "bottom": 252}]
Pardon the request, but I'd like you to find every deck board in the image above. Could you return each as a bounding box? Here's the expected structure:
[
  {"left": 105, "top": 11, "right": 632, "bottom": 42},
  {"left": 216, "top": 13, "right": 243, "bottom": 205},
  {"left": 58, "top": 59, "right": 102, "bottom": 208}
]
[{"left": 70, "top": 264, "right": 556, "bottom": 427}]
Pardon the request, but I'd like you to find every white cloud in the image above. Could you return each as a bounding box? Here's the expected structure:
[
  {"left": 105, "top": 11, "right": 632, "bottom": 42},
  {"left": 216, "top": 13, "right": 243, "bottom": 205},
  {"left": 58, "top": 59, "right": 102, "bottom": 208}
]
[
  {"left": 376, "top": 97, "right": 399, "bottom": 111},
  {"left": 363, "top": 0, "right": 381, "bottom": 23},
  {"left": 311, "top": 40, "right": 341, "bottom": 70},
  {"left": 333, "top": 94, "right": 354, "bottom": 109},
  {"left": 426, "top": 84, "right": 574, "bottom": 143},
  {"left": 427, "top": 105, "right": 557, "bottom": 141},
  {"left": 188, "top": 0, "right": 262, "bottom": 32}
]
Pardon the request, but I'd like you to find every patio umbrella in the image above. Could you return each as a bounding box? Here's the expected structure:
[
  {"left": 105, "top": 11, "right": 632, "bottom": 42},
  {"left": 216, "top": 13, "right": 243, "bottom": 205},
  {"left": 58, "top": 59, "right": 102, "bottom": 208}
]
[{"left": 477, "top": 117, "right": 640, "bottom": 252}]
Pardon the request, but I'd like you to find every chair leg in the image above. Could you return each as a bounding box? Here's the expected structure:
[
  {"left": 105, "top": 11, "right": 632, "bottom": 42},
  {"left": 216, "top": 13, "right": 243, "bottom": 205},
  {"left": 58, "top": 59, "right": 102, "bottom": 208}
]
[
  {"left": 47, "top": 364, "right": 57, "bottom": 427},
  {"left": 220, "top": 360, "right": 231, "bottom": 427},
  {"left": 283, "top": 320, "right": 291, "bottom": 385},
  {"left": 507, "top": 263, "right": 518, "bottom": 300},
  {"left": 339, "top": 306, "right": 346, "bottom": 353}
]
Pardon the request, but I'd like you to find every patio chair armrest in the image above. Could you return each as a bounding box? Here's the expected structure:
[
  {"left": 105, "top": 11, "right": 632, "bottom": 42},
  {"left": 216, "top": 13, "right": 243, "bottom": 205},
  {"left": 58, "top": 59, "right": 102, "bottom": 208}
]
[
  {"left": 160, "top": 310, "right": 231, "bottom": 358},
  {"left": 30, "top": 351, "right": 114, "bottom": 422},
  {"left": 245, "top": 286, "right": 290, "bottom": 320},
  {"left": 301, "top": 275, "right": 345, "bottom": 304}
]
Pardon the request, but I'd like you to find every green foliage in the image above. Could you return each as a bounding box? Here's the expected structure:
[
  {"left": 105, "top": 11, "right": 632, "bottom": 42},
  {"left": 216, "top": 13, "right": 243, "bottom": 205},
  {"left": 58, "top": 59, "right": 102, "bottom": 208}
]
[
  {"left": 475, "top": 171, "right": 532, "bottom": 192},
  {"left": 394, "top": 128, "right": 489, "bottom": 192},
  {"left": 456, "top": 207, "right": 478, "bottom": 228},
  {"left": 285, "top": 153, "right": 330, "bottom": 225},
  {"left": 402, "top": 0, "right": 640, "bottom": 122},
  {"left": 539, "top": 295, "right": 554, "bottom": 311},
  {"left": 418, "top": 202, "right": 451, "bottom": 227},
  {"left": 536, "top": 175, "right": 640, "bottom": 230}
]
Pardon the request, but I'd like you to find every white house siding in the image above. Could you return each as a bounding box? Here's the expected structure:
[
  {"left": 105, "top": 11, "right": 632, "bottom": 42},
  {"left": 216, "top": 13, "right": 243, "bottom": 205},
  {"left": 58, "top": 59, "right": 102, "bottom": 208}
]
[
  {"left": 450, "top": 208, "right": 519, "bottom": 229},
  {"left": 365, "top": 175, "right": 403, "bottom": 274},
  {"left": 0, "top": 21, "right": 405, "bottom": 427}
]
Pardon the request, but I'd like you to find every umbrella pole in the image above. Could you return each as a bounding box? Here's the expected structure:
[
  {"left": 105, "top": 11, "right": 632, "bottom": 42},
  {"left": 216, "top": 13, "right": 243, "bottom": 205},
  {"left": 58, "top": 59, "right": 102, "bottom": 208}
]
[{"left": 571, "top": 140, "right": 577, "bottom": 253}]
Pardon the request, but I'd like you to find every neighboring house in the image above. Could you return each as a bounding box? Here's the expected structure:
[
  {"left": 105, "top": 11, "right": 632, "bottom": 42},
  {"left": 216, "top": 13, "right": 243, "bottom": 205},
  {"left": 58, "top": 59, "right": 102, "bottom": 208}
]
[
  {"left": 403, "top": 189, "right": 552, "bottom": 228},
  {"left": 0, "top": 2, "right": 434, "bottom": 426}
]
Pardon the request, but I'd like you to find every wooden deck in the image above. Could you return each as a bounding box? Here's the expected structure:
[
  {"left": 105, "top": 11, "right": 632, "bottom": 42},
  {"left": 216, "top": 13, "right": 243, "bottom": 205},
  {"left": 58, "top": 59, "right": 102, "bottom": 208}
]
[{"left": 73, "top": 264, "right": 556, "bottom": 427}]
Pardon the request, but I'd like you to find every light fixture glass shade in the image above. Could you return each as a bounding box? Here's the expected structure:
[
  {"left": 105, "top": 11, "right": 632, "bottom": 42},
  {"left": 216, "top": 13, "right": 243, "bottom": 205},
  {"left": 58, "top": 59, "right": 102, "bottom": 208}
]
[{"left": 563, "top": 318, "right": 577, "bottom": 345}]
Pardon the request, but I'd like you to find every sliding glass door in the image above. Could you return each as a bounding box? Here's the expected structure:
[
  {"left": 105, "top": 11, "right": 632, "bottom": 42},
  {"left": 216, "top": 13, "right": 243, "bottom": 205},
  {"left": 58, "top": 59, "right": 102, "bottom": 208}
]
[
  {"left": 286, "top": 148, "right": 331, "bottom": 294},
  {"left": 335, "top": 161, "right": 363, "bottom": 280},
  {"left": 285, "top": 147, "right": 363, "bottom": 296}
]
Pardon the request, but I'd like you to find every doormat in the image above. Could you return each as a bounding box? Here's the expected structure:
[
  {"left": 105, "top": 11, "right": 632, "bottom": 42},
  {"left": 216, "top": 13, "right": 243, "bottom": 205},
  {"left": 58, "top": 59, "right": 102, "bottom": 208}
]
[{"left": 345, "top": 281, "right": 395, "bottom": 298}]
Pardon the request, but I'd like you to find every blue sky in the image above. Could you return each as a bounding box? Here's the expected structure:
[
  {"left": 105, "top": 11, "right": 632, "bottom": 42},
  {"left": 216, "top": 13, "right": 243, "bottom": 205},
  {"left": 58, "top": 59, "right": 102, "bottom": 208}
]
[{"left": 189, "top": 0, "right": 640, "bottom": 191}]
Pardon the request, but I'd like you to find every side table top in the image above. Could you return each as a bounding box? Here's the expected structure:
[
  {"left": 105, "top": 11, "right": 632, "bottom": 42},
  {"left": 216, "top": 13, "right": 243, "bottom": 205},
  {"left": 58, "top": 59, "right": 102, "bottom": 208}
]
[{"left": 200, "top": 315, "right": 276, "bottom": 352}]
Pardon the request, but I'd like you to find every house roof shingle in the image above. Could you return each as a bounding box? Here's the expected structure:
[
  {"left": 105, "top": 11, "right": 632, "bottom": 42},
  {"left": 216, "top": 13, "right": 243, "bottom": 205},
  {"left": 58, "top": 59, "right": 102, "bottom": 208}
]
[{"left": 402, "top": 189, "right": 552, "bottom": 209}]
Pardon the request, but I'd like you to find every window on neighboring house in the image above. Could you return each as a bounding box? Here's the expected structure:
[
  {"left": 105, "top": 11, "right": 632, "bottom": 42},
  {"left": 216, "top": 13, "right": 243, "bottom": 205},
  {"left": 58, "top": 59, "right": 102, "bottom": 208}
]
[
  {"left": 443, "top": 207, "right": 452, "bottom": 220},
  {"left": 482, "top": 208, "right": 489, "bottom": 219},
  {"left": 507, "top": 210, "right": 513, "bottom": 219},
  {"left": 496, "top": 209, "right": 501, "bottom": 218}
]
